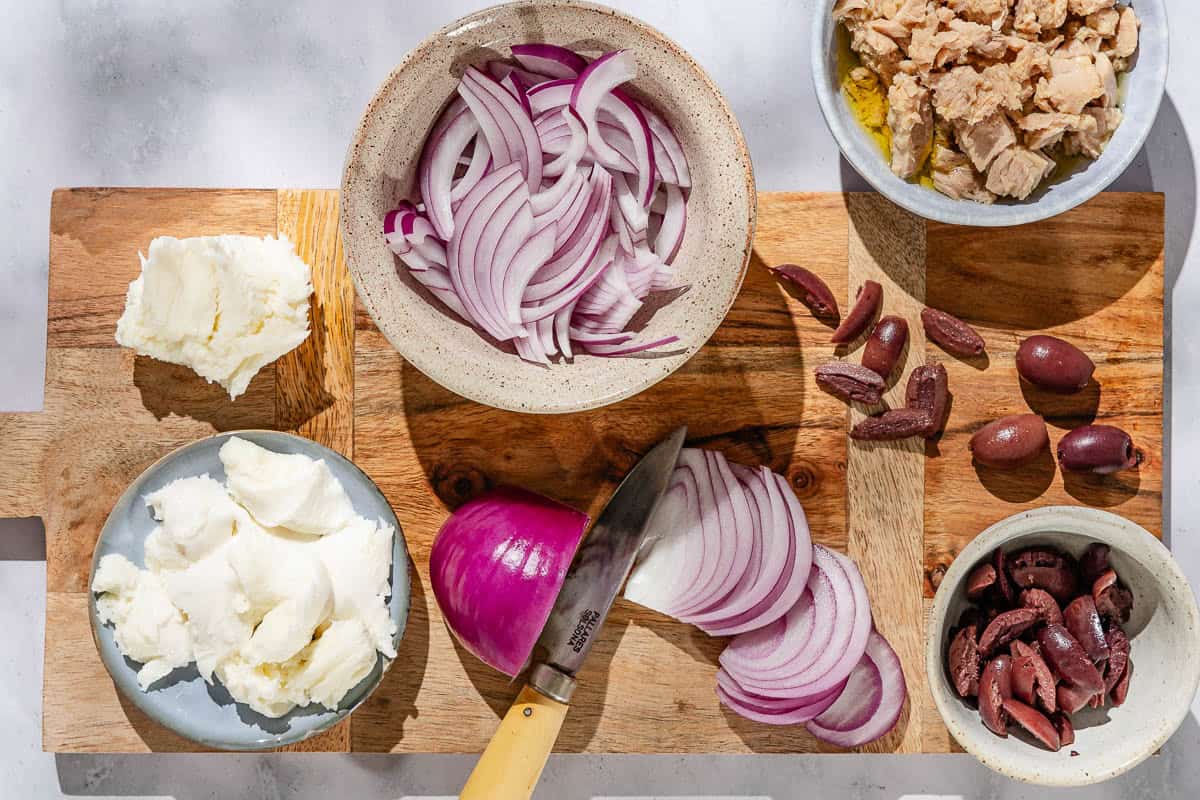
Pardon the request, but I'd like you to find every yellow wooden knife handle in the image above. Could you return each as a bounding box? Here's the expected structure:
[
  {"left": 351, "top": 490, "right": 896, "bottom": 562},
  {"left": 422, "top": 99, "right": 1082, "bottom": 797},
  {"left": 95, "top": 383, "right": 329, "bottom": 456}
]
[{"left": 460, "top": 683, "right": 568, "bottom": 800}]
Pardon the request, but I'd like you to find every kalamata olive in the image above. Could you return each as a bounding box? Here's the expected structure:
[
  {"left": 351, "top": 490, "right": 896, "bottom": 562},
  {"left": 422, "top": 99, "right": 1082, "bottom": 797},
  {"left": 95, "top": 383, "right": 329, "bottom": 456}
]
[
  {"left": 1012, "top": 639, "right": 1058, "bottom": 713},
  {"left": 1008, "top": 548, "right": 1078, "bottom": 603},
  {"left": 1079, "top": 543, "right": 1111, "bottom": 584},
  {"left": 850, "top": 408, "right": 932, "bottom": 441},
  {"left": 970, "top": 414, "right": 1049, "bottom": 469},
  {"left": 994, "top": 547, "right": 1014, "bottom": 606},
  {"left": 862, "top": 316, "right": 909, "bottom": 379},
  {"left": 831, "top": 280, "right": 882, "bottom": 344},
  {"left": 1057, "top": 425, "right": 1142, "bottom": 474},
  {"left": 1063, "top": 595, "right": 1110, "bottom": 664},
  {"left": 979, "top": 655, "right": 1013, "bottom": 736},
  {"left": 1057, "top": 681, "right": 1098, "bottom": 714},
  {"left": 1053, "top": 712, "right": 1075, "bottom": 748},
  {"left": 1002, "top": 698, "right": 1061, "bottom": 751},
  {"left": 815, "top": 361, "right": 885, "bottom": 406},
  {"left": 1093, "top": 570, "right": 1133, "bottom": 623},
  {"left": 978, "top": 608, "right": 1040, "bottom": 656},
  {"left": 921, "top": 307, "right": 986, "bottom": 357},
  {"left": 770, "top": 264, "right": 840, "bottom": 320},
  {"left": 1111, "top": 658, "right": 1132, "bottom": 705},
  {"left": 1016, "top": 335, "right": 1095, "bottom": 394},
  {"left": 1104, "top": 624, "right": 1130, "bottom": 695},
  {"left": 966, "top": 562, "right": 997, "bottom": 601},
  {"left": 905, "top": 363, "right": 949, "bottom": 438},
  {"left": 1010, "top": 648, "right": 1038, "bottom": 706},
  {"left": 948, "top": 624, "right": 982, "bottom": 698},
  {"left": 1038, "top": 624, "right": 1105, "bottom": 695},
  {"left": 1020, "top": 588, "right": 1064, "bottom": 627}
]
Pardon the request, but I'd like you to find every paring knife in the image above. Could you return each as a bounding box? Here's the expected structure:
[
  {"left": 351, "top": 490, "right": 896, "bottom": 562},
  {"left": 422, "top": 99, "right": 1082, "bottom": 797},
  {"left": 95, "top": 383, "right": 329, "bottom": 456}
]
[{"left": 459, "top": 426, "right": 687, "bottom": 800}]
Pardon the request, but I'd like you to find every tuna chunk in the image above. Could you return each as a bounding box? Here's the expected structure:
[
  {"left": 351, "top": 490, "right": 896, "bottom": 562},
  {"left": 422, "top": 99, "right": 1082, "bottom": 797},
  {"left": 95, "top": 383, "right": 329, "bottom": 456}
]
[
  {"left": 1068, "top": 0, "right": 1115, "bottom": 15},
  {"left": 955, "top": 113, "right": 1016, "bottom": 171},
  {"left": 894, "top": 0, "right": 928, "bottom": 28},
  {"left": 1036, "top": 55, "right": 1105, "bottom": 114},
  {"left": 986, "top": 147, "right": 1057, "bottom": 200},
  {"left": 832, "top": 0, "right": 871, "bottom": 21},
  {"left": 1113, "top": 6, "right": 1139, "bottom": 59},
  {"left": 932, "top": 145, "right": 996, "bottom": 203},
  {"left": 849, "top": 21, "right": 905, "bottom": 85},
  {"left": 1064, "top": 106, "right": 1120, "bottom": 159},
  {"left": 948, "top": 0, "right": 1009, "bottom": 29},
  {"left": 1018, "top": 111, "right": 1095, "bottom": 150},
  {"left": 1094, "top": 51, "right": 1118, "bottom": 106},
  {"left": 1087, "top": 7, "right": 1120, "bottom": 37},
  {"left": 887, "top": 73, "right": 935, "bottom": 178},
  {"left": 931, "top": 64, "right": 1022, "bottom": 126},
  {"left": 1014, "top": 0, "right": 1068, "bottom": 35}
]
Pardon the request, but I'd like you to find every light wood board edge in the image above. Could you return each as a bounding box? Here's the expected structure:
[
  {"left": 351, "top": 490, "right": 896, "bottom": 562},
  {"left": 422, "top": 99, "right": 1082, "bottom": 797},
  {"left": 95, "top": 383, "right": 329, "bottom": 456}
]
[
  {"left": 273, "top": 189, "right": 356, "bottom": 752},
  {"left": 845, "top": 194, "right": 928, "bottom": 754}
]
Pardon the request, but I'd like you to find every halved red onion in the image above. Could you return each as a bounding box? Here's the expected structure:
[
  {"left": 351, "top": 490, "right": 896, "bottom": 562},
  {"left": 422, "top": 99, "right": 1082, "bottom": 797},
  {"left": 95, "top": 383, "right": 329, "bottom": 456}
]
[
  {"left": 430, "top": 487, "right": 589, "bottom": 676},
  {"left": 806, "top": 629, "right": 906, "bottom": 748},
  {"left": 511, "top": 43, "right": 588, "bottom": 80}
]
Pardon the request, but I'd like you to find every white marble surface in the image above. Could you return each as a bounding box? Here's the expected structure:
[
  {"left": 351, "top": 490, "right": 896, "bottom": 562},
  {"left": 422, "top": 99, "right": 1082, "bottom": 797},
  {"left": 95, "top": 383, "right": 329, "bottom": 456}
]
[{"left": 1, "top": 0, "right": 1198, "bottom": 796}]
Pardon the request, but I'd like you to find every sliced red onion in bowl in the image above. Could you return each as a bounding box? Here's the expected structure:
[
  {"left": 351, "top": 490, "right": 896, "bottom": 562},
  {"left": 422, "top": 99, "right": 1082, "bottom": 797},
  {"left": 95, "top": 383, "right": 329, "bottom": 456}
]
[
  {"left": 385, "top": 45, "right": 689, "bottom": 364},
  {"left": 511, "top": 43, "right": 588, "bottom": 80}
]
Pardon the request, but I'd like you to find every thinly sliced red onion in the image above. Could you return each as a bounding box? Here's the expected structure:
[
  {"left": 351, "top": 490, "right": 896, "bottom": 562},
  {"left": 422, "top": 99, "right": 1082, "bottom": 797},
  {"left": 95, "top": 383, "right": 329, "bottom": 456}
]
[
  {"left": 461, "top": 67, "right": 542, "bottom": 193},
  {"left": 447, "top": 162, "right": 525, "bottom": 339},
  {"left": 487, "top": 59, "right": 554, "bottom": 89},
  {"left": 511, "top": 43, "right": 588, "bottom": 79},
  {"left": 388, "top": 46, "right": 689, "bottom": 363},
  {"left": 716, "top": 671, "right": 846, "bottom": 725},
  {"left": 654, "top": 183, "right": 687, "bottom": 264},
  {"left": 641, "top": 102, "right": 692, "bottom": 188},
  {"left": 451, "top": 138, "right": 492, "bottom": 203},
  {"left": 419, "top": 102, "right": 479, "bottom": 240},
  {"left": 806, "top": 629, "right": 906, "bottom": 748}
]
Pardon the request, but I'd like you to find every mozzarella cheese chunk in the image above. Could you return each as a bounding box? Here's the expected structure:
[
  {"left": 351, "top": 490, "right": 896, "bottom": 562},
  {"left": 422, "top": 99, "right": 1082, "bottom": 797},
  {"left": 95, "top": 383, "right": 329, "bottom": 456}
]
[
  {"left": 219, "top": 436, "right": 356, "bottom": 535},
  {"left": 115, "top": 235, "right": 312, "bottom": 399},
  {"left": 91, "top": 437, "right": 396, "bottom": 719}
]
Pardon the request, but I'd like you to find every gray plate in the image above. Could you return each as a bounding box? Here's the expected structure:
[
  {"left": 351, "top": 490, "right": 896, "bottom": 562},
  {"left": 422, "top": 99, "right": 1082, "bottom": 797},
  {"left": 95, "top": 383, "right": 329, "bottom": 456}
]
[{"left": 87, "top": 430, "right": 411, "bottom": 751}]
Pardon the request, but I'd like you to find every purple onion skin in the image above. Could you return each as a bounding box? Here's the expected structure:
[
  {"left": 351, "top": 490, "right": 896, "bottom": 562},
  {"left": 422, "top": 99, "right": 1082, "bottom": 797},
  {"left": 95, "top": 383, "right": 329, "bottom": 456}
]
[
  {"left": 430, "top": 486, "right": 589, "bottom": 677},
  {"left": 1057, "top": 425, "right": 1142, "bottom": 474}
]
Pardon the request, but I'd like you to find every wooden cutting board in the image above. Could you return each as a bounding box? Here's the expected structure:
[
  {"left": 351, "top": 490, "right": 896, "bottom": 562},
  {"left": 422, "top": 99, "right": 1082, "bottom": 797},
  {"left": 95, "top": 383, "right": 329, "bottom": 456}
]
[{"left": 0, "top": 189, "right": 1162, "bottom": 755}]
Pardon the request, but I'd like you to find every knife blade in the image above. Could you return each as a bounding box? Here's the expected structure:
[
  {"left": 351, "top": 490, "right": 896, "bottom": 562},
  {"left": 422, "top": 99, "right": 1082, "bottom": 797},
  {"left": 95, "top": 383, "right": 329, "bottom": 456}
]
[{"left": 529, "top": 425, "right": 687, "bottom": 700}]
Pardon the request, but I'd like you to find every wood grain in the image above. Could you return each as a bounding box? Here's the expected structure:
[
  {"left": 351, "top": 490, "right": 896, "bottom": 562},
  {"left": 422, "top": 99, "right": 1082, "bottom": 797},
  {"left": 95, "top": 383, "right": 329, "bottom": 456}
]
[
  {"left": 9, "top": 190, "right": 1162, "bottom": 755},
  {"left": 275, "top": 190, "right": 355, "bottom": 458},
  {"left": 844, "top": 195, "right": 928, "bottom": 754}
]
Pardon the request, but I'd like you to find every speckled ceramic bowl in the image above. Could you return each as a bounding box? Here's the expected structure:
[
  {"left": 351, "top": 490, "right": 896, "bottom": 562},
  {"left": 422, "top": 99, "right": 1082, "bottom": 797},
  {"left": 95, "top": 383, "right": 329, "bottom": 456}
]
[
  {"left": 341, "top": 0, "right": 755, "bottom": 413},
  {"left": 812, "top": 0, "right": 1168, "bottom": 226},
  {"left": 88, "top": 430, "right": 411, "bottom": 751},
  {"left": 927, "top": 506, "right": 1200, "bottom": 786}
]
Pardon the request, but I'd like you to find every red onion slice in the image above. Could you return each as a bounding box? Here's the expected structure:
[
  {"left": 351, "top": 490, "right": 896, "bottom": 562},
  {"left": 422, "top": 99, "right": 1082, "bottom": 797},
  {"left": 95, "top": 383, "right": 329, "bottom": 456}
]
[
  {"left": 461, "top": 67, "right": 542, "bottom": 193},
  {"left": 511, "top": 43, "right": 588, "bottom": 79},
  {"left": 733, "top": 548, "right": 871, "bottom": 700},
  {"left": 570, "top": 53, "right": 656, "bottom": 205},
  {"left": 487, "top": 59, "right": 555, "bottom": 89},
  {"left": 419, "top": 102, "right": 479, "bottom": 240},
  {"left": 806, "top": 630, "right": 906, "bottom": 748},
  {"left": 716, "top": 670, "right": 846, "bottom": 724},
  {"left": 654, "top": 183, "right": 687, "bottom": 264},
  {"left": 640, "top": 101, "right": 692, "bottom": 188}
]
